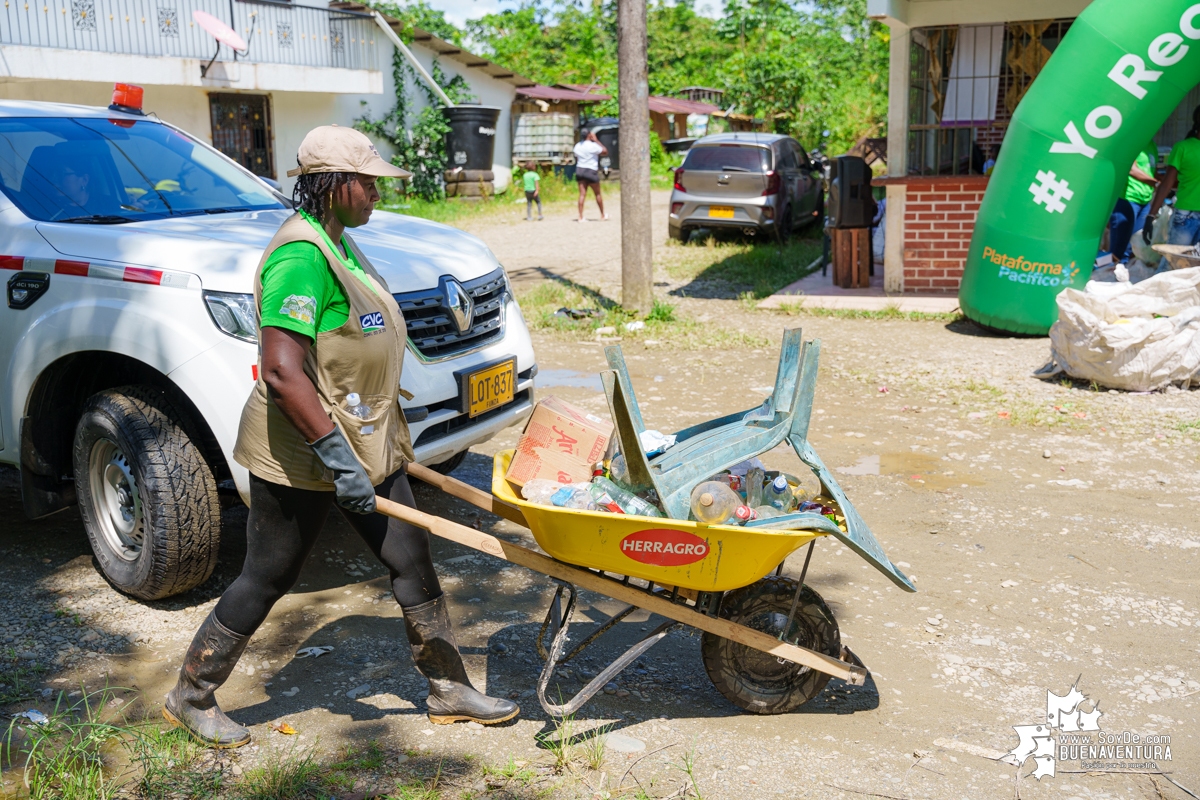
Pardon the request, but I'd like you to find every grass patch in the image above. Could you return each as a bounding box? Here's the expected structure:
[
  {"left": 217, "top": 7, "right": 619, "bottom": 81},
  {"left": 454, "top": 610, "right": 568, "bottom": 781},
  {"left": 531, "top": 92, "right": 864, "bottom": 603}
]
[
  {"left": 770, "top": 302, "right": 964, "bottom": 323},
  {"left": 0, "top": 652, "right": 47, "bottom": 705},
  {"left": 1175, "top": 419, "right": 1200, "bottom": 438},
  {"left": 131, "top": 726, "right": 227, "bottom": 799},
  {"left": 4, "top": 687, "right": 134, "bottom": 800},
  {"left": 378, "top": 169, "right": 587, "bottom": 226},
  {"left": 518, "top": 280, "right": 769, "bottom": 350},
  {"left": 660, "top": 235, "right": 823, "bottom": 298},
  {"left": 239, "top": 742, "right": 322, "bottom": 800}
]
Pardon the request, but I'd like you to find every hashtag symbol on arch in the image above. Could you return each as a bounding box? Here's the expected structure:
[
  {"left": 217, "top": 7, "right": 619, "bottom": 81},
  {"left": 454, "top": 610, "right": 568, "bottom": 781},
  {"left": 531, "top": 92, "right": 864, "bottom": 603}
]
[{"left": 1029, "top": 170, "right": 1074, "bottom": 214}]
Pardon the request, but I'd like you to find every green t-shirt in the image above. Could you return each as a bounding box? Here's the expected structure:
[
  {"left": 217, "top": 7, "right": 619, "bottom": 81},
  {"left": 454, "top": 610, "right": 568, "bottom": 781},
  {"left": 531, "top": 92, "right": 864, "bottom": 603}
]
[
  {"left": 522, "top": 170, "right": 539, "bottom": 193},
  {"left": 1167, "top": 138, "right": 1200, "bottom": 211},
  {"left": 1125, "top": 147, "right": 1156, "bottom": 205},
  {"left": 259, "top": 212, "right": 380, "bottom": 341}
]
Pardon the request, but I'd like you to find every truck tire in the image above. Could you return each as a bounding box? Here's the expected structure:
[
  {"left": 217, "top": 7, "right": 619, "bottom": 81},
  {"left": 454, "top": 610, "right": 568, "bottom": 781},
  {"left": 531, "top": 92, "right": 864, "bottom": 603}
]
[
  {"left": 428, "top": 450, "right": 467, "bottom": 475},
  {"left": 72, "top": 386, "right": 220, "bottom": 600}
]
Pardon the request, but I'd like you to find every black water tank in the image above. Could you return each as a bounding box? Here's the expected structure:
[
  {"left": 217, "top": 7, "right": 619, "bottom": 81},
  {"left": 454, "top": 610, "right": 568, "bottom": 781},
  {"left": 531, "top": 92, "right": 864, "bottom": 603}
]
[
  {"left": 829, "top": 155, "right": 872, "bottom": 229},
  {"left": 582, "top": 117, "right": 620, "bottom": 172},
  {"left": 442, "top": 106, "right": 501, "bottom": 171}
]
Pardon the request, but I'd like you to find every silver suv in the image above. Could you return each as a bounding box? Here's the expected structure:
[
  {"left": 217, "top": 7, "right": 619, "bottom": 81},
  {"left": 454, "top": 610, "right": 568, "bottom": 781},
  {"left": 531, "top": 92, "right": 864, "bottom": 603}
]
[{"left": 669, "top": 133, "right": 824, "bottom": 243}]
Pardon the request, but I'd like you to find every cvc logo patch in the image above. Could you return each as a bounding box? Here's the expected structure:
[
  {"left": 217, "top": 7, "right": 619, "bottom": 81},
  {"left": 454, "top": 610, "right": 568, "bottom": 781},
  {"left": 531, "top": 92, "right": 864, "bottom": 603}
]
[
  {"left": 359, "top": 312, "right": 385, "bottom": 336},
  {"left": 620, "top": 529, "right": 710, "bottom": 566}
]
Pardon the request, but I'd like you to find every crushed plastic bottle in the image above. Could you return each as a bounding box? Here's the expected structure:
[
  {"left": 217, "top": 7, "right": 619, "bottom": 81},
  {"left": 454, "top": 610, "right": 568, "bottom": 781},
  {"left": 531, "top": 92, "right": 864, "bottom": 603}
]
[
  {"left": 733, "top": 505, "right": 756, "bottom": 524},
  {"left": 690, "top": 481, "right": 742, "bottom": 524},
  {"left": 609, "top": 452, "right": 631, "bottom": 485},
  {"left": 551, "top": 483, "right": 598, "bottom": 511},
  {"left": 521, "top": 479, "right": 562, "bottom": 506},
  {"left": 715, "top": 472, "right": 743, "bottom": 494},
  {"left": 345, "top": 392, "right": 372, "bottom": 420},
  {"left": 766, "top": 475, "right": 796, "bottom": 512},
  {"left": 586, "top": 483, "right": 626, "bottom": 514},
  {"left": 591, "top": 476, "right": 663, "bottom": 517},
  {"left": 753, "top": 505, "right": 783, "bottom": 520},
  {"left": 745, "top": 466, "right": 765, "bottom": 507}
]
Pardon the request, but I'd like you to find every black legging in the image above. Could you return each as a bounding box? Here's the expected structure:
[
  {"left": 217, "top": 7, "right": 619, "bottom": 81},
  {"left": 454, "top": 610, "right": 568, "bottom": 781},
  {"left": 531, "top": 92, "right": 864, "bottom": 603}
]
[{"left": 214, "top": 468, "right": 441, "bottom": 637}]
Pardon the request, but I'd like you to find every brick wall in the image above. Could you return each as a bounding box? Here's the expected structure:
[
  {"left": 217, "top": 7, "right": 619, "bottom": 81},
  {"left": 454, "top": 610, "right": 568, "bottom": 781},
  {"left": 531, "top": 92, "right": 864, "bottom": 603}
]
[{"left": 901, "top": 176, "right": 988, "bottom": 293}]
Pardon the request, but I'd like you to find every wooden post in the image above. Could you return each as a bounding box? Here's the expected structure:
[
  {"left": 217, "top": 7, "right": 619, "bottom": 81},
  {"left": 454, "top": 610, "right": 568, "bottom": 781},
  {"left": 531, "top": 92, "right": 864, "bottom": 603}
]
[{"left": 618, "top": 0, "right": 653, "bottom": 315}]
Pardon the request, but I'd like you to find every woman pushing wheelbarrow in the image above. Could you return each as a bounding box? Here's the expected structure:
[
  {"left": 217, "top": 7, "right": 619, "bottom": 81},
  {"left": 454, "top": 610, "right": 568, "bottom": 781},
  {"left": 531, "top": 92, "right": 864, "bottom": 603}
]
[{"left": 163, "top": 126, "right": 518, "bottom": 749}]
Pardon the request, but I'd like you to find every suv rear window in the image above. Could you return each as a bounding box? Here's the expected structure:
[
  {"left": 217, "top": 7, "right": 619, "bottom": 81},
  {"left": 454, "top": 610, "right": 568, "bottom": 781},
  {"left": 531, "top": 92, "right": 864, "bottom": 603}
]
[{"left": 683, "top": 145, "right": 771, "bottom": 173}]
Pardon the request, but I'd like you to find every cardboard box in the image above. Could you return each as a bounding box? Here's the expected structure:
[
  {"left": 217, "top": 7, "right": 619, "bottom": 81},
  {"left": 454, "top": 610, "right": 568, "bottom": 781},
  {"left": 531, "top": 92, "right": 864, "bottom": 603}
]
[{"left": 506, "top": 395, "right": 613, "bottom": 488}]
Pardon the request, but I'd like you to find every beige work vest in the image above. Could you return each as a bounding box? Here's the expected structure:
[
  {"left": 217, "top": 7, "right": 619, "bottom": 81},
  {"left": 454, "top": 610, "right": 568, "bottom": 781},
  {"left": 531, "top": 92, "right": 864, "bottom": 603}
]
[{"left": 233, "top": 213, "right": 413, "bottom": 490}]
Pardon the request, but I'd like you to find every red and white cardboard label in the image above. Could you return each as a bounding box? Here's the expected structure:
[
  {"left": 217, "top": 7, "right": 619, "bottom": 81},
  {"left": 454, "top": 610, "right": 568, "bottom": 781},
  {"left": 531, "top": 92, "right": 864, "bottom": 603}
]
[{"left": 619, "top": 529, "right": 710, "bottom": 566}]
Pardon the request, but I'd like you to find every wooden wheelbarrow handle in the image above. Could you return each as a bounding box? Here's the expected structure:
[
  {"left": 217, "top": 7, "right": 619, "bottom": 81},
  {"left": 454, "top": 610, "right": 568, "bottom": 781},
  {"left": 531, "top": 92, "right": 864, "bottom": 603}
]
[
  {"left": 407, "top": 462, "right": 527, "bottom": 527},
  {"left": 375, "top": 494, "right": 868, "bottom": 686}
]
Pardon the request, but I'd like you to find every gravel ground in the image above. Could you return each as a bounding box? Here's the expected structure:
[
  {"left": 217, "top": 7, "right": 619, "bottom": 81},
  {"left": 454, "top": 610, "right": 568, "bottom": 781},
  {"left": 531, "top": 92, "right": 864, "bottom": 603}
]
[{"left": 2, "top": 202, "right": 1199, "bottom": 798}]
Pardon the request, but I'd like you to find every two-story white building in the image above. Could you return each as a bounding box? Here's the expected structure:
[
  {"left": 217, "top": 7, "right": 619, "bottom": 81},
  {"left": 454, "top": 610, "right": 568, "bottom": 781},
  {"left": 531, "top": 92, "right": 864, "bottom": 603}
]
[{"left": 0, "top": 0, "right": 530, "bottom": 191}]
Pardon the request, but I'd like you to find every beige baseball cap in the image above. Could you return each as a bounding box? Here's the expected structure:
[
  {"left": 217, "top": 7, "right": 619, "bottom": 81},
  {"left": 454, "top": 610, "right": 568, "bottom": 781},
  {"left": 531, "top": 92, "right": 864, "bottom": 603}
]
[{"left": 286, "top": 124, "right": 412, "bottom": 179}]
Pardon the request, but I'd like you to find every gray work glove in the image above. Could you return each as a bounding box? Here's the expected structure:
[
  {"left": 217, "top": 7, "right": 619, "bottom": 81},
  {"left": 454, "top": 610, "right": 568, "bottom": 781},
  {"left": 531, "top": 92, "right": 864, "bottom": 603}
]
[
  {"left": 308, "top": 428, "right": 376, "bottom": 514},
  {"left": 1142, "top": 216, "right": 1154, "bottom": 246}
]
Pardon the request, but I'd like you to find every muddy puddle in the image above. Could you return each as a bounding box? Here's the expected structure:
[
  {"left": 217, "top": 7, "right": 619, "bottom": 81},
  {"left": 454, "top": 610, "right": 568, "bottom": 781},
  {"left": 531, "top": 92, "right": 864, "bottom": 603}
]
[
  {"left": 839, "top": 452, "right": 985, "bottom": 491},
  {"left": 535, "top": 368, "right": 603, "bottom": 391}
]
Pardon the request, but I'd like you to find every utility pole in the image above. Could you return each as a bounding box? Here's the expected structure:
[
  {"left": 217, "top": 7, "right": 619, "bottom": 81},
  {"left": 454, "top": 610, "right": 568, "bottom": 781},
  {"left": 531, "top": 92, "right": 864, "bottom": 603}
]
[{"left": 617, "top": 0, "right": 653, "bottom": 315}]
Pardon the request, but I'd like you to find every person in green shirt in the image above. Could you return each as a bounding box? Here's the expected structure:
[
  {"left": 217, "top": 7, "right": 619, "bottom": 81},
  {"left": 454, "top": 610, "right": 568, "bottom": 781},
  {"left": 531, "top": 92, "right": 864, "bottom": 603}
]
[
  {"left": 259, "top": 209, "right": 380, "bottom": 341},
  {"left": 522, "top": 161, "right": 543, "bottom": 221},
  {"left": 1108, "top": 143, "right": 1157, "bottom": 261},
  {"left": 1146, "top": 106, "right": 1200, "bottom": 248}
]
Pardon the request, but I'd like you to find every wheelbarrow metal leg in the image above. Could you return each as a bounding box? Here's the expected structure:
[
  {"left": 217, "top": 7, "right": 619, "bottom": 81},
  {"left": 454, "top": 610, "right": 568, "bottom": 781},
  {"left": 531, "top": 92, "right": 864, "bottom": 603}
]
[{"left": 537, "top": 617, "right": 677, "bottom": 719}]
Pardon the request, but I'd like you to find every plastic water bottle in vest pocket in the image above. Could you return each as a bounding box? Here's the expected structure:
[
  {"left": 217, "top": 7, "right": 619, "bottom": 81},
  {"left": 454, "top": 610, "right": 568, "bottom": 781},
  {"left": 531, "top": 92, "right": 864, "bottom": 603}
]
[{"left": 345, "top": 393, "right": 374, "bottom": 434}]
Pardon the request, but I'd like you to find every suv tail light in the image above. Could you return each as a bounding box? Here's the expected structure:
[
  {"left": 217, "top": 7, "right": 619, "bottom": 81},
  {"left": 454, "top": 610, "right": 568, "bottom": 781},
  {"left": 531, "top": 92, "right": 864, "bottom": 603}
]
[
  {"left": 671, "top": 202, "right": 683, "bottom": 216},
  {"left": 762, "top": 170, "right": 781, "bottom": 196},
  {"left": 673, "top": 168, "right": 686, "bottom": 192}
]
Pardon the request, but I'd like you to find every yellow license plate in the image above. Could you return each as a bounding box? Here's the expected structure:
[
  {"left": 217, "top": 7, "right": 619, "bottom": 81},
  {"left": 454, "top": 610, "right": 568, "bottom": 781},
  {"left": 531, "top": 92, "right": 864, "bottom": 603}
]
[
  {"left": 708, "top": 206, "right": 735, "bottom": 219},
  {"left": 468, "top": 360, "right": 515, "bottom": 418}
]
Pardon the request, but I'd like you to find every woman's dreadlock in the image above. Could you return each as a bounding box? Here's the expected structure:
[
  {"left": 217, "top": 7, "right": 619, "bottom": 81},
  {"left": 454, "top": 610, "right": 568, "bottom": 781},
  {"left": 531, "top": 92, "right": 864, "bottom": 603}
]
[{"left": 292, "top": 172, "right": 354, "bottom": 221}]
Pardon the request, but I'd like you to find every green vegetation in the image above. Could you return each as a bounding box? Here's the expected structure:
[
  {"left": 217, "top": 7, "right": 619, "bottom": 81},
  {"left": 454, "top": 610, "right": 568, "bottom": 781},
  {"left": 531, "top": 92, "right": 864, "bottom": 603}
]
[
  {"left": 518, "top": 281, "right": 770, "bottom": 350},
  {"left": 771, "top": 302, "right": 965, "bottom": 323},
  {"left": 0, "top": 652, "right": 47, "bottom": 705},
  {"left": 462, "top": 0, "right": 885, "bottom": 155},
  {"left": 661, "top": 235, "right": 823, "bottom": 298},
  {"left": 356, "top": 51, "right": 472, "bottom": 201}
]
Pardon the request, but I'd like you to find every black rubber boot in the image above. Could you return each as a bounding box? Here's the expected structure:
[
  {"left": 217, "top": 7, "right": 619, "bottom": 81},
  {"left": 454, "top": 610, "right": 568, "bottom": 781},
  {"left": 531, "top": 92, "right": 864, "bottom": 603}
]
[
  {"left": 403, "top": 595, "right": 520, "bottom": 725},
  {"left": 163, "top": 611, "right": 252, "bottom": 748}
]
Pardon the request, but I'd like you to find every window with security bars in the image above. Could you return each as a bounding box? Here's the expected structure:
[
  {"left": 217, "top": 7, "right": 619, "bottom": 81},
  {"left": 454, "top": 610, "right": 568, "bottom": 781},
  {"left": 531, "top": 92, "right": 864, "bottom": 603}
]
[
  {"left": 907, "top": 19, "right": 1075, "bottom": 177},
  {"left": 209, "top": 94, "right": 275, "bottom": 179}
]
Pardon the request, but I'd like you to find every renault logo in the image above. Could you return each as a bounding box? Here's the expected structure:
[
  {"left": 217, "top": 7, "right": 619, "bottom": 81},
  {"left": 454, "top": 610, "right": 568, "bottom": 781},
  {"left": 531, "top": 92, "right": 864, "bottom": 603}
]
[{"left": 441, "top": 278, "right": 474, "bottom": 334}]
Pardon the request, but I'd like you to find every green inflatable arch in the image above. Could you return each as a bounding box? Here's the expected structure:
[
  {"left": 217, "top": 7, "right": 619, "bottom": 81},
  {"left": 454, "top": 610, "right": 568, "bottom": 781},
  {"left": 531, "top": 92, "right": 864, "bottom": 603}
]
[{"left": 961, "top": 0, "right": 1200, "bottom": 334}]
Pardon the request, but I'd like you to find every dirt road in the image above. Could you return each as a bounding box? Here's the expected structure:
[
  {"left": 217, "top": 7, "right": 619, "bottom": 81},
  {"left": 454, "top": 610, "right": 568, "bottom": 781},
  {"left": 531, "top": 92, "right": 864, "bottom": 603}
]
[{"left": 2, "top": 201, "right": 1198, "bottom": 799}]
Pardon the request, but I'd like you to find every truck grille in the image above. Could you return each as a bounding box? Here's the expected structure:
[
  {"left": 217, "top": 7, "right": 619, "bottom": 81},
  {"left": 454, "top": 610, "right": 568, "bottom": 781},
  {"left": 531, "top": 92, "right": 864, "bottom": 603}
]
[{"left": 393, "top": 268, "right": 508, "bottom": 359}]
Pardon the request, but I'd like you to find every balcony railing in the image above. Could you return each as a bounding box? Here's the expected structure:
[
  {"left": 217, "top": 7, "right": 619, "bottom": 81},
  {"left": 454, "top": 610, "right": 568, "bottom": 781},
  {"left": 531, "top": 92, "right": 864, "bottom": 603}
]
[{"left": 0, "top": 0, "right": 378, "bottom": 71}]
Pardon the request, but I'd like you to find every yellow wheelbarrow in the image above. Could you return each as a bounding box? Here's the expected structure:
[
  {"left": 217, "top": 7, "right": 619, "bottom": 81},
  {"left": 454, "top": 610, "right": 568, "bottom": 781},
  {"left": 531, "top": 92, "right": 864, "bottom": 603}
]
[
  {"left": 377, "top": 328, "right": 913, "bottom": 718},
  {"left": 380, "top": 456, "right": 883, "bottom": 719}
]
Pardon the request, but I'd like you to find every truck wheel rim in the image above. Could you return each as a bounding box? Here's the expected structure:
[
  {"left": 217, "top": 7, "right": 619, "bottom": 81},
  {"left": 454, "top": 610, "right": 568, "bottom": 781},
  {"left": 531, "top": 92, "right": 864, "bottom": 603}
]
[{"left": 89, "top": 438, "right": 144, "bottom": 562}]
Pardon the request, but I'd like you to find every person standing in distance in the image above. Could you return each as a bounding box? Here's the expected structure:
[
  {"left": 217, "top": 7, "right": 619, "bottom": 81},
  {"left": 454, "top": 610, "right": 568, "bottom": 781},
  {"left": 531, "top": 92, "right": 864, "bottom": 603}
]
[
  {"left": 574, "top": 129, "right": 609, "bottom": 222},
  {"left": 162, "top": 126, "right": 518, "bottom": 748},
  {"left": 1145, "top": 107, "right": 1200, "bottom": 250}
]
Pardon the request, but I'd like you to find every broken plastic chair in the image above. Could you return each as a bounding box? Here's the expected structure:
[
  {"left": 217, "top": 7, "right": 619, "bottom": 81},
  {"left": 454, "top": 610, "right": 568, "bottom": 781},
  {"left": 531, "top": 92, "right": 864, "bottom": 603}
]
[{"left": 601, "top": 328, "right": 915, "bottom": 592}]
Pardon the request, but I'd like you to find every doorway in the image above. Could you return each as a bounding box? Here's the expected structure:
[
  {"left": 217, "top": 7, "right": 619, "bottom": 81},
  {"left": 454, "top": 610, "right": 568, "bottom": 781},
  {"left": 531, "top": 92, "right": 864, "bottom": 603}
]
[{"left": 209, "top": 93, "right": 275, "bottom": 179}]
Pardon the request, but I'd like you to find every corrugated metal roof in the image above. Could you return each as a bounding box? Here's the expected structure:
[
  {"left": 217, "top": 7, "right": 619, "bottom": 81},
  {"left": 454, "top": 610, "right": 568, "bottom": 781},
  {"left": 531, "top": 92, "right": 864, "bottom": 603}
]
[
  {"left": 517, "top": 84, "right": 612, "bottom": 102},
  {"left": 330, "top": 2, "right": 535, "bottom": 87},
  {"left": 648, "top": 96, "right": 722, "bottom": 115}
]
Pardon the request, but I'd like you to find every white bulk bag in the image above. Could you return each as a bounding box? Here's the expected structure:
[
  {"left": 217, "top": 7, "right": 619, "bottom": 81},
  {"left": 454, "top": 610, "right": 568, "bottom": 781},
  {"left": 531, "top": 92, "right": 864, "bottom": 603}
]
[{"left": 1047, "top": 267, "right": 1200, "bottom": 391}]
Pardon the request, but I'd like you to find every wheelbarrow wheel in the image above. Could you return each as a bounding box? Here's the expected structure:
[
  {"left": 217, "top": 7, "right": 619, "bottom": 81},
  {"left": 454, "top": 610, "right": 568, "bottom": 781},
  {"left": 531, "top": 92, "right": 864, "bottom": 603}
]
[{"left": 701, "top": 576, "right": 840, "bottom": 714}]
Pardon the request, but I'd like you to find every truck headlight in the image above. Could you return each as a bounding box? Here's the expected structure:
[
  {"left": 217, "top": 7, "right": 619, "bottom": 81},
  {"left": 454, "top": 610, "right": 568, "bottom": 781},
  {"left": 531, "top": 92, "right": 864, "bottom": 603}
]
[{"left": 203, "top": 291, "right": 258, "bottom": 343}]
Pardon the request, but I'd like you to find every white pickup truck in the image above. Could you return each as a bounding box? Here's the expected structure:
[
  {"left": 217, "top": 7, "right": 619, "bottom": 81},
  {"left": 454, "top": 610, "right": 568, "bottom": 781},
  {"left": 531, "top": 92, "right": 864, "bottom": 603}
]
[{"left": 0, "top": 99, "right": 537, "bottom": 600}]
